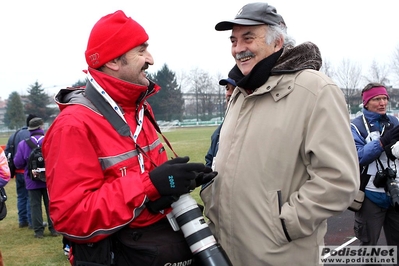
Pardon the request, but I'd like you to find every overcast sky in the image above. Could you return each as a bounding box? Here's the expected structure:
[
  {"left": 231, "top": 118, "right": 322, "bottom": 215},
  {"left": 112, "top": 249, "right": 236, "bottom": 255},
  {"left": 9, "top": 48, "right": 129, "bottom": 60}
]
[{"left": 1, "top": 0, "right": 398, "bottom": 100}]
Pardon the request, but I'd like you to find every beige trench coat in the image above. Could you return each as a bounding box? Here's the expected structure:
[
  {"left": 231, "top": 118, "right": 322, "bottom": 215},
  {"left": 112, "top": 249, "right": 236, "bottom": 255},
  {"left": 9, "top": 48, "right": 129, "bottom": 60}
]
[{"left": 201, "top": 69, "right": 359, "bottom": 266}]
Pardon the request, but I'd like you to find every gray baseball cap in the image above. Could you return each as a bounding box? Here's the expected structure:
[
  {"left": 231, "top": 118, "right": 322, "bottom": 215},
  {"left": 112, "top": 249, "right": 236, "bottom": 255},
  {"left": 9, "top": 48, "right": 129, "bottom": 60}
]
[{"left": 215, "top": 2, "right": 286, "bottom": 31}]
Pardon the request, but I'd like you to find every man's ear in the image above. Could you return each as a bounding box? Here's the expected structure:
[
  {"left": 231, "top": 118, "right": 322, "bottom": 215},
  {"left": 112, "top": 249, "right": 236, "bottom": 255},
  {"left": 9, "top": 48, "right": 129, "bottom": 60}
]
[
  {"left": 104, "top": 59, "right": 119, "bottom": 71},
  {"left": 274, "top": 36, "right": 284, "bottom": 51}
]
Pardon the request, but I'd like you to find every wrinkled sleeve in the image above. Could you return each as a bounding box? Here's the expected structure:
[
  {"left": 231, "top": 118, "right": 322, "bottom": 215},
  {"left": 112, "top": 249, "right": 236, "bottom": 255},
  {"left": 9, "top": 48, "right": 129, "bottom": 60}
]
[
  {"left": 279, "top": 82, "right": 360, "bottom": 242},
  {"left": 43, "top": 117, "right": 160, "bottom": 243},
  {"left": 351, "top": 125, "right": 383, "bottom": 166},
  {"left": 13, "top": 141, "right": 27, "bottom": 170}
]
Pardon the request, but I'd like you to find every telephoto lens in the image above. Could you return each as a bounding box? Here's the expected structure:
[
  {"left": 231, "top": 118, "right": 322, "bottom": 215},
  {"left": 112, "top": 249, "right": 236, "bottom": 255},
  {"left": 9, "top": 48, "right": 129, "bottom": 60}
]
[{"left": 167, "top": 194, "right": 232, "bottom": 266}]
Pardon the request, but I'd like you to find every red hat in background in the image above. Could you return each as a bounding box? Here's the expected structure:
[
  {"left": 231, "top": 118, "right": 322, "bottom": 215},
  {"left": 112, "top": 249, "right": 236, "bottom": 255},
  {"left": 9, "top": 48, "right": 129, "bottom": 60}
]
[{"left": 85, "top": 10, "right": 149, "bottom": 69}]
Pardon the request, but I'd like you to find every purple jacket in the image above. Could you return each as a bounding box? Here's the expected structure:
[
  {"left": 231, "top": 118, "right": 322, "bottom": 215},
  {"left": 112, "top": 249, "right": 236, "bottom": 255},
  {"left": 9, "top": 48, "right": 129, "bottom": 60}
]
[{"left": 14, "top": 128, "right": 46, "bottom": 190}]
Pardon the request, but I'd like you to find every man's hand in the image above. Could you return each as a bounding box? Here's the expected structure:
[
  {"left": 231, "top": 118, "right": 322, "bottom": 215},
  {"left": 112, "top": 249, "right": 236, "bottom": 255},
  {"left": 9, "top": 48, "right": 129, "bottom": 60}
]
[
  {"left": 192, "top": 170, "right": 218, "bottom": 189},
  {"left": 146, "top": 195, "right": 179, "bottom": 214},
  {"left": 149, "top": 157, "right": 209, "bottom": 196}
]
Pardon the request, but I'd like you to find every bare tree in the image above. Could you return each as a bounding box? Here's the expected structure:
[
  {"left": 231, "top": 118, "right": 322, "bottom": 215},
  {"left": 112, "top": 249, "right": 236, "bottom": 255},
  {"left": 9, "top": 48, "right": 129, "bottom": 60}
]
[
  {"left": 392, "top": 44, "right": 399, "bottom": 85},
  {"left": 184, "top": 68, "right": 217, "bottom": 121},
  {"left": 320, "top": 58, "right": 334, "bottom": 79},
  {"left": 334, "top": 59, "right": 362, "bottom": 113},
  {"left": 364, "top": 60, "right": 390, "bottom": 85}
]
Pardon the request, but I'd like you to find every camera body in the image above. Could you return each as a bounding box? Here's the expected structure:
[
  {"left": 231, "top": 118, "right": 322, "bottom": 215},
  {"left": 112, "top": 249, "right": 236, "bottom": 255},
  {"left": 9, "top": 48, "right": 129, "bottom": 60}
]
[
  {"left": 166, "top": 194, "right": 232, "bottom": 266},
  {"left": 374, "top": 166, "right": 399, "bottom": 211},
  {"left": 374, "top": 167, "right": 396, "bottom": 188}
]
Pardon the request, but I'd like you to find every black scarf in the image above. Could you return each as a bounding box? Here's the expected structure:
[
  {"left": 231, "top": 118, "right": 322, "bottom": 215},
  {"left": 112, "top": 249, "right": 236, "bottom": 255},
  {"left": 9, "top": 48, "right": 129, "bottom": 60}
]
[{"left": 229, "top": 42, "right": 322, "bottom": 92}]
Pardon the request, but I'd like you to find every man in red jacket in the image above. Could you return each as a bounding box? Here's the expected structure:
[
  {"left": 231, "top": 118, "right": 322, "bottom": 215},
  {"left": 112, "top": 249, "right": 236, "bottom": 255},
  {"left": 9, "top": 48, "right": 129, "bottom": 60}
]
[{"left": 43, "top": 10, "right": 214, "bottom": 266}]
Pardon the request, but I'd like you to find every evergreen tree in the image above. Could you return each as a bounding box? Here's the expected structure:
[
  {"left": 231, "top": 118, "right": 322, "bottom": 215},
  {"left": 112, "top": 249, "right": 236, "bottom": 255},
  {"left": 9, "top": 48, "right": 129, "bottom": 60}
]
[
  {"left": 73, "top": 79, "right": 86, "bottom": 87},
  {"left": 3, "top": 92, "right": 26, "bottom": 130},
  {"left": 24, "top": 81, "right": 56, "bottom": 122},
  {"left": 147, "top": 64, "right": 184, "bottom": 121}
]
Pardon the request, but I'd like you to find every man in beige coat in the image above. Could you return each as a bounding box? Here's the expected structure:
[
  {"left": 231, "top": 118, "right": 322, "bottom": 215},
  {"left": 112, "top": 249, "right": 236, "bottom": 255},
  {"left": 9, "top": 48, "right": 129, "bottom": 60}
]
[{"left": 201, "top": 3, "right": 359, "bottom": 266}]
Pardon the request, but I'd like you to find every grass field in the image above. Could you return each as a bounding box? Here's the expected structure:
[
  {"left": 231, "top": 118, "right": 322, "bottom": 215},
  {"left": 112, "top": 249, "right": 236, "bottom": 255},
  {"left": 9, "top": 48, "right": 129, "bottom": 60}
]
[{"left": 0, "top": 126, "right": 217, "bottom": 266}]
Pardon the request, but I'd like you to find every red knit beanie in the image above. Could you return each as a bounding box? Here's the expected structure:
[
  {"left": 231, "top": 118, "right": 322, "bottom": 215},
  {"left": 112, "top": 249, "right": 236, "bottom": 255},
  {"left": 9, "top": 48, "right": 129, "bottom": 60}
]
[{"left": 85, "top": 10, "right": 149, "bottom": 68}]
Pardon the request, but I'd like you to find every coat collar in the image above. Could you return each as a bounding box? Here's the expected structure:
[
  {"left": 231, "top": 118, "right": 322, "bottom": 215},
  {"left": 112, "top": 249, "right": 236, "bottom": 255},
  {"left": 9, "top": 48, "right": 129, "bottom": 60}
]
[{"left": 88, "top": 67, "right": 160, "bottom": 109}]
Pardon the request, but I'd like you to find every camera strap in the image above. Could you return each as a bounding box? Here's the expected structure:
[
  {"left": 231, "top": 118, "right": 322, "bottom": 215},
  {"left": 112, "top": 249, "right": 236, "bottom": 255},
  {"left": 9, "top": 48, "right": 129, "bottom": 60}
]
[
  {"left": 376, "top": 157, "right": 397, "bottom": 175},
  {"left": 85, "top": 75, "right": 179, "bottom": 168},
  {"left": 362, "top": 114, "right": 386, "bottom": 141},
  {"left": 376, "top": 158, "right": 386, "bottom": 172}
]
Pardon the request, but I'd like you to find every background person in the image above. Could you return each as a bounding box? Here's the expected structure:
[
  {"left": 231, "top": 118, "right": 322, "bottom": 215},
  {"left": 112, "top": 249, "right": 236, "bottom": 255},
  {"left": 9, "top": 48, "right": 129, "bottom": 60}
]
[
  {"left": 14, "top": 117, "right": 58, "bottom": 238},
  {"left": 351, "top": 82, "right": 399, "bottom": 264},
  {"left": 0, "top": 146, "right": 10, "bottom": 266},
  {"left": 0, "top": 146, "right": 10, "bottom": 193},
  {"left": 205, "top": 75, "right": 236, "bottom": 169},
  {"left": 5, "top": 114, "right": 37, "bottom": 229},
  {"left": 200, "top": 3, "right": 359, "bottom": 265},
  {"left": 42, "top": 10, "right": 213, "bottom": 265}
]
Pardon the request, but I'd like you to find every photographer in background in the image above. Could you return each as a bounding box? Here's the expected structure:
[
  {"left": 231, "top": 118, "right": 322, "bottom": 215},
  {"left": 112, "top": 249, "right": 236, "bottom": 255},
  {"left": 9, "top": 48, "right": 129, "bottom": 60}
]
[{"left": 351, "top": 82, "right": 399, "bottom": 262}]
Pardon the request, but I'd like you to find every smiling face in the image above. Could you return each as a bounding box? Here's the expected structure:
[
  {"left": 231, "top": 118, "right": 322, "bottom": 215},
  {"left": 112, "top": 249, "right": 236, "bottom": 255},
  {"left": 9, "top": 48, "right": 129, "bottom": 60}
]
[
  {"left": 230, "top": 24, "right": 282, "bottom": 76},
  {"left": 103, "top": 42, "right": 154, "bottom": 87}
]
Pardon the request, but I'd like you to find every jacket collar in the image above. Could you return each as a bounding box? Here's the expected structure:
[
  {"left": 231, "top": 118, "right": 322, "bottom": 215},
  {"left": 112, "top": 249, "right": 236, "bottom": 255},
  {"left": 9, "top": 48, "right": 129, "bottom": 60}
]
[
  {"left": 88, "top": 68, "right": 160, "bottom": 110},
  {"left": 362, "top": 108, "right": 392, "bottom": 131},
  {"left": 29, "top": 128, "right": 45, "bottom": 136},
  {"left": 229, "top": 42, "right": 322, "bottom": 93}
]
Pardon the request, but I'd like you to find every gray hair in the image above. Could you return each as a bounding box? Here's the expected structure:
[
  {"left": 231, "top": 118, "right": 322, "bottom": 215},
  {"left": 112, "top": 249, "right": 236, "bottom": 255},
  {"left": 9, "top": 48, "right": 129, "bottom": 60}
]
[{"left": 266, "top": 24, "right": 295, "bottom": 48}]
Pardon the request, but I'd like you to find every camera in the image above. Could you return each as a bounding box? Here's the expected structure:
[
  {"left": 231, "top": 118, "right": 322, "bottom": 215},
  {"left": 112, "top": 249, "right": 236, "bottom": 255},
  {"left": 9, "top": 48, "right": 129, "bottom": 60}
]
[
  {"left": 166, "top": 194, "right": 232, "bottom": 266},
  {"left": 373, "top": 167, "right": 396, "bottom": 188},
  {"left": 374, "top": 166, "right": 399, "bottom": 211}
]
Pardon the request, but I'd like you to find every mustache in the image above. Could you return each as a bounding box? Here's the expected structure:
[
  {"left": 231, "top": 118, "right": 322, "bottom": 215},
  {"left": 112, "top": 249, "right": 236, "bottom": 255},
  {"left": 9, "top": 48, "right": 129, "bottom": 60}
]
[
  {"left": 235, "top": 51, "right": 255, "bottom": 60},
  {"left": 142, "top": 63, "right": 149, "bottom": 71}
]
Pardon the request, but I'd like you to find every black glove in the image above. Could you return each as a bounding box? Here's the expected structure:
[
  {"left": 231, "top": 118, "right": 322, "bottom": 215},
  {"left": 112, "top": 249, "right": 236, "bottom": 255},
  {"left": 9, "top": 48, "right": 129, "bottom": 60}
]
[
  {"left": 149, "top": 156, "right": 208, "bottom": 196},
  {"left": 380, "top": 126, "right": 399, "bottom": 148},
  {"left": 146, "top": 195, "right": 179, "bottom": 214},
  {"left": 193, "top": 170, "right": 218, "bottom": 188}
]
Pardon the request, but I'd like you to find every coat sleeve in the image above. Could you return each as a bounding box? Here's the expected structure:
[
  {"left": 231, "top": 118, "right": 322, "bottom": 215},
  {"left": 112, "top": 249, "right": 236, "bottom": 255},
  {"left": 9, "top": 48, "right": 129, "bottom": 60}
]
[
  {"left": 279, "top": 82, "right": 360, "bottom": 242},
  {"left": 13, "top": 141, "right": 27, "bottom": 170},
  {"left": 351, "top": 125, "right": 383, "bottom": 166},
  {"left": 42, "top": 118, "right": 162, "bottom": 243}
]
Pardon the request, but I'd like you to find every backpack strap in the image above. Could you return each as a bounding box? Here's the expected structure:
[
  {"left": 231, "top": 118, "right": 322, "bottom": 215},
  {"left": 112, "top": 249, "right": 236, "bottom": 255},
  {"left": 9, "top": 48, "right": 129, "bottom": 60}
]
[
  {"left": 25, "top": 138, "right": 38, "bottom": 149},
  {"left": 10, "top": 129, "right": 21, "bottom": 154},
  {"left": 25, "top": 135, "right": 44, "bottom": 149}
]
